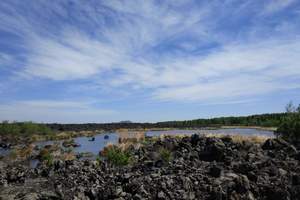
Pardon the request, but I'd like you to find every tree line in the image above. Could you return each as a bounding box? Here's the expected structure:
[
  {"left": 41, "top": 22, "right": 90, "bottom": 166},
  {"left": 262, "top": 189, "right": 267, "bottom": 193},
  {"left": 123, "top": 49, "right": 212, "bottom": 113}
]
[{"left": 0, "top": 102, "right": 299, "bottom": 142}]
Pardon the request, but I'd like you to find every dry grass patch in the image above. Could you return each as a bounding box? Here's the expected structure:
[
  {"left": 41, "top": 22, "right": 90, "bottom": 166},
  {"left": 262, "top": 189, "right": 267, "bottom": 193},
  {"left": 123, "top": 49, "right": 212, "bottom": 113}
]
[
  {"left": 204, "top": 133, "right": 269, "bottom": 144},
  {"left": 118, "top": 130, "right": 145, "bottom": 143},
  {"left": 221, "top": 126, "right": 277, "bottom": 131}
]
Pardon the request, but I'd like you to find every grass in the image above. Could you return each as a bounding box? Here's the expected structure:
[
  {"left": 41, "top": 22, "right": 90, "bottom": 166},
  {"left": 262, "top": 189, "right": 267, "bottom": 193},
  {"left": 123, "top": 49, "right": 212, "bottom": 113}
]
[
  {"left": 61, "top": 153, "right": 75, "bottom": 161},
  {"left": 95, "top": 156, "right": 102, "bottom": 166},
  {"left": 229, "top": 135, "right": 269, "bottom": 144},
  {"left": 204, "top": 133, "right": 269, "bottom": 144},
  {"left": 159, "top": 147, "right": 172, "bottom": 162},
  {"left": 118, "top": 130, "right": 145, "bottom": 143},
  {"left": 100, "top": 145, "right": 131, "bottom": 166},
  {"left": 0, "top": 121, "right": 100, "bottom": 143},
  {"left": 9, "top": 149, "right": 18, "bottom": 160},
  {"left": 221, "top": 125, "right": 277, "bottom": 131},
  {"left": 39, "top": 148, "right": 54, "bottom": 166},
  {"left": 18, "top": 144, "right": 34, "bottom": 158},
  {"left": 0, "top": 121, "right": 52, "bottom": 136},
  {"left": 37, "top": 143, "right": 76, "bottom": 165},
  {"left": 151, "top": 134, "right": 190, "bottom": 141},
  {"left": 7, "top": 144, "right": 35, "bottom": 160}
]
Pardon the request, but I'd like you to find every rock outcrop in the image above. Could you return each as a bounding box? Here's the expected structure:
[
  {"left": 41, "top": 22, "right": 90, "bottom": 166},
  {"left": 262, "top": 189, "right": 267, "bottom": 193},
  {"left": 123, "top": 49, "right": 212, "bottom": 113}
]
[{"left": 0, "top": 136, "right": 300, "bottom": 200}]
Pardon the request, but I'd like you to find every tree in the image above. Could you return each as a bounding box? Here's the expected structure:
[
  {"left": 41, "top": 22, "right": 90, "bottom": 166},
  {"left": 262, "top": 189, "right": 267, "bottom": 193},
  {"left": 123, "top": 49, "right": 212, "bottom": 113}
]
[
  {"left": 285, "top": 101, "right": 296, "bottom": 113},
  {"left": 276, "top": 102, "right": 300, "bottom": 142}
]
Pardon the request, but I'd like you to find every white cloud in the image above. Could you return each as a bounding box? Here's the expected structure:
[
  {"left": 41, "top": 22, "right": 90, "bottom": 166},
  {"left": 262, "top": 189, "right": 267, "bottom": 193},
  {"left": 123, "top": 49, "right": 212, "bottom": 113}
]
[
  {"left": 114, "top": 39, "right": 300, "bottom": 101},
  {"left": 263, "top": 0, "right": 296, "bottom": 14},
  {"left": 24, "top": 33, "right": 127, "bottom": 80},
  {"left": 0, "top": 53, "right": 13, "bottom": 67},
  {"left": 0, "top": 0, "right": 300, "bottom": 105}
]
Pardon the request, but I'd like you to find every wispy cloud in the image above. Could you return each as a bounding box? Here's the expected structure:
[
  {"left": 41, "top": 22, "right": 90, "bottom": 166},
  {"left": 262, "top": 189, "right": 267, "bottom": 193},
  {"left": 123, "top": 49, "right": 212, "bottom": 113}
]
[
  {"left": 0, "top": 0, "right": 300, "bottom": 120},
  {"left": 262, "top": 0, "right": 296, "bottom": 15},
  {"left": 0, "top": 53, "right": 13, "bottom": 68}
]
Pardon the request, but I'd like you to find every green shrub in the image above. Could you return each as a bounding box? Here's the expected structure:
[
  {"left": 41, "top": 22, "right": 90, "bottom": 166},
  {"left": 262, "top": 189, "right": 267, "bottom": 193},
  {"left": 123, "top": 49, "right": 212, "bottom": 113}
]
[
  {"left": 20, "top": 122, "right": 52, "bottom": 135},
  {"left": 39, "top": 149, "right": 54, "bottom": 166},
  {"left": 0, "top": 121, "right": 52, "bottom": 136},
  {"left": 0, "top": 121, "right": 21, "bottom": 135},
  {"left": 103, "top": 146, "right": 131, "bottom": 166},
  {"left": 276, "top": 113, "right": 300, "bottom": 141},
  {"left": 9, "top": 149, "right": 18, "bottom": 160},
  {"left": 95, "top": 156, "right": 102, "bottom": 166},
  {"left": 159, "top": 147, "right": 172, "bottom": 162}
]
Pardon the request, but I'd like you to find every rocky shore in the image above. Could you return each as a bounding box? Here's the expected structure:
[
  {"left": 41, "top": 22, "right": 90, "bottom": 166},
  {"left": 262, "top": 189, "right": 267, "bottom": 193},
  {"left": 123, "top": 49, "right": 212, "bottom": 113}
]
[{"left": 1, "top": 135, "right": 300, "bottom": 200}]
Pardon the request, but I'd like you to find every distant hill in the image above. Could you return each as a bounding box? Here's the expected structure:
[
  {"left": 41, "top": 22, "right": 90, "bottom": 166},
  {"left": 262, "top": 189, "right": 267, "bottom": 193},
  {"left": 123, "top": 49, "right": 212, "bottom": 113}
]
[{"left": 118, "top": 120, "right": 133, "bottom": 123}]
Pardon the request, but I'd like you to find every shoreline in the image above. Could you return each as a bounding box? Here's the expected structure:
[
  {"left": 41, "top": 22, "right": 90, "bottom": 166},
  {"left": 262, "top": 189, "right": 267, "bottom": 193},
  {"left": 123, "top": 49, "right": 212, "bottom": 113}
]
[{"left": 220, "top": 125, "right": 277, "bottom": 131}]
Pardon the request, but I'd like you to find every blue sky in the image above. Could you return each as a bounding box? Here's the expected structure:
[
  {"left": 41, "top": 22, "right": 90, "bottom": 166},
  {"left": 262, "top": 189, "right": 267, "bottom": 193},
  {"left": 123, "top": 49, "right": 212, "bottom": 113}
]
[{"left": 0, "top": 0, "right": 300, "bottom": 123}]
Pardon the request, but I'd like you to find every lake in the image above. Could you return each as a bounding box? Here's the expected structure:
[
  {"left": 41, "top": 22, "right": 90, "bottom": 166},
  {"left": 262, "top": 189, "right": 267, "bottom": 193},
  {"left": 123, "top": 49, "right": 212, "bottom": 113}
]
[
  {"left": 34, "top": 128, "right": 274, "bottom": 156},
  {"left": 0, "top": 128, "right": 274, "bottom": 159}
]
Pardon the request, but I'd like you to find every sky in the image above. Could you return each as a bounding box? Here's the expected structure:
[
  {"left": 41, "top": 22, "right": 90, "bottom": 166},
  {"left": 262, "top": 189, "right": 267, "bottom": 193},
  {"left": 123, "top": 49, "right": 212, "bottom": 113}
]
[{"left": 0, "top": 0, "right": 300, "bottom": 123}]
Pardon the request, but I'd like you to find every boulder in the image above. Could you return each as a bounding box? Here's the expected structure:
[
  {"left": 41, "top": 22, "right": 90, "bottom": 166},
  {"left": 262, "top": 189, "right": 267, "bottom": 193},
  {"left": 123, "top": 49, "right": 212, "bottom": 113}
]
[
  {"left": 209, "top": 166, "right": 223, "bottom": 178},
  {"left": 190, "top": 134, "right": 201, "bottom": 146},
  {"left": 199, "top": 138, "right": 226, "bottom": 161},
  {"left": 262, "top": 138, "right": 293, "bottom": 151}
]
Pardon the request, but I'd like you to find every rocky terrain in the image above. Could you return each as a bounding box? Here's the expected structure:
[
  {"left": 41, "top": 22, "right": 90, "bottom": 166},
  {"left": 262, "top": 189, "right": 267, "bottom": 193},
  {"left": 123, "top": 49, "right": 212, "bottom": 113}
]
[{"left": 1, "top": 135, "right": 300, "bottom": 200}]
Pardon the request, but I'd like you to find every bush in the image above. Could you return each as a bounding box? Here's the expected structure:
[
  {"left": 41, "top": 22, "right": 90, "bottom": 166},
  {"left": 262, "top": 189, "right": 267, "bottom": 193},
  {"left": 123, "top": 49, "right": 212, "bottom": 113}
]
[
  {"left": 95, "top": 156, "right": 102, "bottom": 167},
  {"left": 276, "top": 113, "right": 300, "bottom": 141},
  {"left": 39, "top": 148, "right": 54, "bottom": 166},
  {"left": 102, "top": 146, "right": 131, "bottom": 166},
  {"left": 20, "top": 122, "right": 52, "bottom": 136},
  {"left": 159, "top": 147, "right": 172, "bottom": 162},
  {"left": 0, "top": 121, "right": 21, "bottom": 135},
  {"left": 9, "top": 149, "right": 18, "bottom": 160},
  {"left": 0, "top": 121, "right": 52, "bottom": 136}
]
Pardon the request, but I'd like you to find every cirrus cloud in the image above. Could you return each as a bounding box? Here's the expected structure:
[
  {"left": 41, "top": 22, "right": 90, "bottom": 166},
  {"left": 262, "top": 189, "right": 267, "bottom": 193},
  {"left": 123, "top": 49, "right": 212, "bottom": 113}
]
[{"left": 0, "top": 0, "right": 300, "bottom": 122}]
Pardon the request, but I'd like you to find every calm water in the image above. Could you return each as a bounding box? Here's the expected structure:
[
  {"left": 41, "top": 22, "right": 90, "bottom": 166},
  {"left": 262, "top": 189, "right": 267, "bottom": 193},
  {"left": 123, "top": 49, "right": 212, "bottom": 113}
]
[
  {"left": 0, "top": 148, "right": 10, "bottom": 157},
  {"left": 33, "top": 132, "right": 118, "bottom": 156},
  {"left": 0, "top": 128, "right": 274, "bottom": 159},
  {"left": 73, "top": 133, "right": 119, "bottom": 155},
  {"left": 146, "top": 128, "right": 274, "bottom": 137}
]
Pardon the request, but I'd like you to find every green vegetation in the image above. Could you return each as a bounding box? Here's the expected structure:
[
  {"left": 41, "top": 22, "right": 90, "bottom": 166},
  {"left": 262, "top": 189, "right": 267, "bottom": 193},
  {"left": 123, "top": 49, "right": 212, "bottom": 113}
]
[
  {"left": 275, "top": 102, "right": 300, "bottom": 142},
  {"left": 159, "top": 147, "right": 172, "bottom": 162},
  {"left": 103, "top": 146, "right": 131, "bottom": 166},
  {"left": 9, "top": 149, "right": 18, "bottom": 160},
  {"left": 276, "top": 114, "right": 300, "bottom": 141},
  {"left": 0, "top": 121, "right": 52, "bottom": 136},
  {"left": 95, "top": 156, "right": 102, "bottom": 166},
  {"left": 157, "top": 113, "right": 289, "bottom": 128},
  {"left": 39, "top": 148, "right": 54, "bottom": 166}
]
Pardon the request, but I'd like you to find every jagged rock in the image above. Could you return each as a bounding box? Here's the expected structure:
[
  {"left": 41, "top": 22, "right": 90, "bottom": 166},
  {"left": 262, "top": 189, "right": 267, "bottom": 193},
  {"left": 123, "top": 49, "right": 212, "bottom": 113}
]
[
  {"left": 1, "top": 136, "right": 300, "bottom": 200},
  {"left": 262, "top": 138, "right": 292, "bottom": 151},
  {"left": 264, "top": 187, "right": 290, "bottom": 200},
  {"left": 157, "top": 191, "right": 166, "bottom": 199},
  {"left": 209, "top": 166, "right": 223, "bottom": 178},
  {"left": 20, "top": 193, "right": 39, "bottom": 200},
  {"left": 199, "top": 138, "right": 226, "bottom": 161},
  {"left": 292, "top": 174, "right": 300, "bottom": 185},
  {"left": 190, "top": 134, "right": 201, "bottom": 146},
  {"left": 62, "top": 140, "right": 80, "bottom": 148},
  {"left": 115, "top": 186, "right": 123, "bottom": 196}
]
